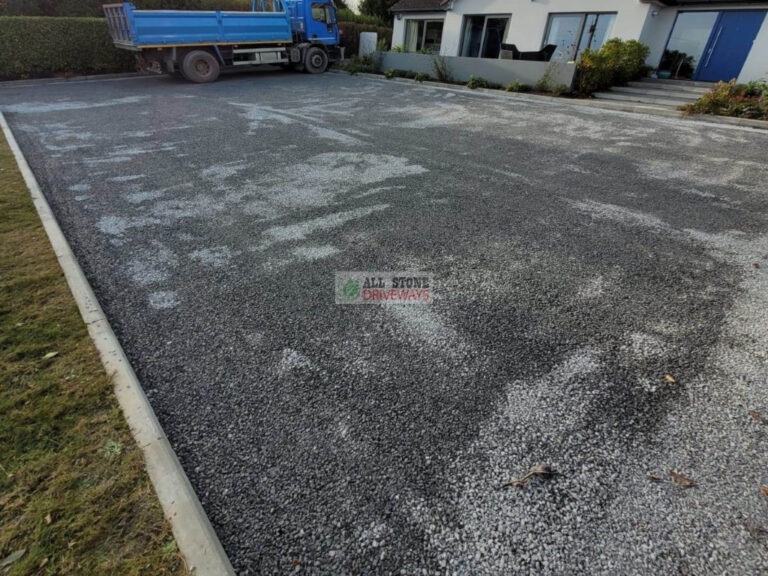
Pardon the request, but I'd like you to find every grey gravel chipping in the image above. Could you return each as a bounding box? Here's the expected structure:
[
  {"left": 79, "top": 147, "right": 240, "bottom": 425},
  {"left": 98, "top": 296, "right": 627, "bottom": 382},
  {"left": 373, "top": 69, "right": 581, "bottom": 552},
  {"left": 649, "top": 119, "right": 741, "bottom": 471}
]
[{"left": 2, "top": 70, "right": 767, "bottom": 575}]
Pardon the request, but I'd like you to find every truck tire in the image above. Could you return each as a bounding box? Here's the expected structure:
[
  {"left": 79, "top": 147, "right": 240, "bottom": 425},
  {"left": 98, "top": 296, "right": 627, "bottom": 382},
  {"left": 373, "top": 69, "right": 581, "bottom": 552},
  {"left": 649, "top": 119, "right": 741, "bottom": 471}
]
[
  {"left": 181, "top": 50, "right": 220, "bottom": 83},
  {"left": 303, "top": 46, "right": 328, "bottom": 74}
]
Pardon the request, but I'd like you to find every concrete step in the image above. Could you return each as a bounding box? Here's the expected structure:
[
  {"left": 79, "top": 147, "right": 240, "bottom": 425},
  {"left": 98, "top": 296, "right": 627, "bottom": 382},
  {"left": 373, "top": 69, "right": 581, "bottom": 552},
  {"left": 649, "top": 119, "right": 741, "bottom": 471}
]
[
  {"left": 627, "top": 80, "right": 711, "bottom": 95},
  {"left": 610, "top": 86, "right": 701, "bottom": 102},
  {"left": 592, "top": 92, "right": 692, "bottom": 107},
  {"left": 638, "top": 78, "right": 716, "bottom": 90}
]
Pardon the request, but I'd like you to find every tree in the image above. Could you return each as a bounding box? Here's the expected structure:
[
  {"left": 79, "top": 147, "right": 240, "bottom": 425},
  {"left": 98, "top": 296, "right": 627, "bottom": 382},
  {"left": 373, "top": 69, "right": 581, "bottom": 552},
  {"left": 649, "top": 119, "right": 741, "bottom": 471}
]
[
  {"left": 334, "top": 0, "right": 350, "bottom": 9},
  {"left": 358, "top": 0, "right": 398, "bottom": 23}
]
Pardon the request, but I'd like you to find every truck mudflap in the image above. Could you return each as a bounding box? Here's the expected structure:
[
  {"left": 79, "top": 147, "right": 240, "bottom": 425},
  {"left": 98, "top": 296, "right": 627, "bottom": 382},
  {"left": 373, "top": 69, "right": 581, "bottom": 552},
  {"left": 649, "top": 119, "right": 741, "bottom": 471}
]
[{"left": 327, "top": 45, "right": 344, "bottom": 62}]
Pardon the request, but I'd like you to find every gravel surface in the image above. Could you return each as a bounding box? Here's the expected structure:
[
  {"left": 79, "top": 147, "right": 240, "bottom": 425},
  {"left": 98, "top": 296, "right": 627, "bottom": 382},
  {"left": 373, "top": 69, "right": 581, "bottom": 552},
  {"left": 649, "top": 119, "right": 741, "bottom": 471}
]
[{"left": 2, "top": 70, "right": 767, "bottom": 575}]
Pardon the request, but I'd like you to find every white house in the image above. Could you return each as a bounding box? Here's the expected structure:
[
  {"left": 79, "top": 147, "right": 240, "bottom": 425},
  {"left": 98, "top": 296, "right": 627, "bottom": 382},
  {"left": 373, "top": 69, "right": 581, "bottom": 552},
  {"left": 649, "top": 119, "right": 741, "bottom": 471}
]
[{"left": 389, "top": 0, "right": 768, "bottom": 83}]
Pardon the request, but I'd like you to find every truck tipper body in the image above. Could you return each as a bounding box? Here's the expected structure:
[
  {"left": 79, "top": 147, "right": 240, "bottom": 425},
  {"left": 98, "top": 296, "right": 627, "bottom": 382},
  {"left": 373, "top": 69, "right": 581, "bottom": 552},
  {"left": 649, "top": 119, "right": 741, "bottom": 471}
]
[{"left": 103, "top": 0, "right": 343, "bottom": 82}]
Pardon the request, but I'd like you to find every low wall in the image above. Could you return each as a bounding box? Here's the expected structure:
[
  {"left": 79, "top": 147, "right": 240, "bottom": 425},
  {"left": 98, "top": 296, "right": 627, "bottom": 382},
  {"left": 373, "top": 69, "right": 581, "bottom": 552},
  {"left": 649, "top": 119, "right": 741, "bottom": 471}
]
[{"left": 378, "top": 52, "right": 576, "bottom": 88}]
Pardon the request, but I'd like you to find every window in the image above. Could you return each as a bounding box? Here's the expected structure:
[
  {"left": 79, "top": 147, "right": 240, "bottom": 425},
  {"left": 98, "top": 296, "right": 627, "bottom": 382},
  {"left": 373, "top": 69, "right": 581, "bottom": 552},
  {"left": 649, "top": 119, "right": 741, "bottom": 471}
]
[
  {"left": 661, "top": 11, "right": 719, "bottom": 78},
  {"left": 404, "top": 19, "right": 444, "bottom": 53},
  {"left": 461, "top": 15, "right": 510, "bottom": 59},
  {"left": 254, "top": 0, "right": 283, "bottom": 12},
  {"left": 544, "top": 13, "right": 616, "bottom": 62},
  {"left": 311, "top": 2, "right": 330, "bottom": 23}
]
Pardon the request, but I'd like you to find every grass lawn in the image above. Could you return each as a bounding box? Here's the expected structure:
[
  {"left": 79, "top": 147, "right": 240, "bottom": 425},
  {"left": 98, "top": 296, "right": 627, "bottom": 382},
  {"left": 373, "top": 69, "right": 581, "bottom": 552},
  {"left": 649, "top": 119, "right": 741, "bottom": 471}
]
[{"left": 0, "top": 128, "right": 186, "bottom": 574}]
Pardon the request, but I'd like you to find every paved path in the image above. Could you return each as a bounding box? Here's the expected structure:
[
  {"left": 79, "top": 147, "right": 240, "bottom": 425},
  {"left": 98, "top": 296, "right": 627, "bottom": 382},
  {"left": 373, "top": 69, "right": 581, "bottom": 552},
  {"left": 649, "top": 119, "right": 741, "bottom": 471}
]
[{"left": 2, "top": 70, "right": 767, "bottom": 574}]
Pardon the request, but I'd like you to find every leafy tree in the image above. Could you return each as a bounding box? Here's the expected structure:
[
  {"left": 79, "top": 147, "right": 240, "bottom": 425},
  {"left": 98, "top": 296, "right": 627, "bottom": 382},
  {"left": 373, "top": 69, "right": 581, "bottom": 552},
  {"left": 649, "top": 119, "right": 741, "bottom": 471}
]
[{"left": 358, "top": 0, "right": 398, "bottom": 23}]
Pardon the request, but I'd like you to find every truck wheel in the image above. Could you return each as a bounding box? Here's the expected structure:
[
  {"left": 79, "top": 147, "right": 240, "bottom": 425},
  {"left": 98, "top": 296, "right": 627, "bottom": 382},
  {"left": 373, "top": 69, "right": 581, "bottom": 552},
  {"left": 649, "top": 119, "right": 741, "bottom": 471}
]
[
  {"left": 303, "top": 46, "right": 328, "bottom": 74},
  {"left": 181, "top": 50, "right": 220, "bottom": 83}
]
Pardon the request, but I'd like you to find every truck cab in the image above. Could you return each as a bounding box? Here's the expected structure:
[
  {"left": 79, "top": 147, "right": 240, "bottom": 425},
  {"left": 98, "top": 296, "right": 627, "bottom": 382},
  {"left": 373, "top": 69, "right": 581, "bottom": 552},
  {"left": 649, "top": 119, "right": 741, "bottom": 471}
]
[{"left": 104, "top": 0, "right": 343, "bottom": 82}]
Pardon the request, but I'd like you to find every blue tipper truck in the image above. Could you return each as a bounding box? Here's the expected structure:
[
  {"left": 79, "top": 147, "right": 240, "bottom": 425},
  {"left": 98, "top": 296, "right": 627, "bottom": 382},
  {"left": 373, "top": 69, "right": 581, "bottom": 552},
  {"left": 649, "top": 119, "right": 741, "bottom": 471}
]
[{"left": 103, "top": 0, "right": 343, "bottom": 82}]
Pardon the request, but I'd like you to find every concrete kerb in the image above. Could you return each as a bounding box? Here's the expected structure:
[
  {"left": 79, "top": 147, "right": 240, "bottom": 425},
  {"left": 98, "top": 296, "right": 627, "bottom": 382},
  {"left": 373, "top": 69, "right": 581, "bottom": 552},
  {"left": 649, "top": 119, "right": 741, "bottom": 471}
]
[
  {"left": 333, "top": 70, "right": 768, "bottom": 131},
  {"left": 0, "top": 112, "right": 236, "bottom": 576}
]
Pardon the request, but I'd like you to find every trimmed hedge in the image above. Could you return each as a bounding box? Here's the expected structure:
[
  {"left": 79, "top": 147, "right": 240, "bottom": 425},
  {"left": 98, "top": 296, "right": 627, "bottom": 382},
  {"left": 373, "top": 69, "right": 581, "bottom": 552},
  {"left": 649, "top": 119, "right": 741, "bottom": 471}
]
[
  {"left": 338, "top": 22, "right": 392, "bottom": 58},
  {"left": 0, "top": 0, "right": 252, "bottom": 17},
  {"left": 0, "top": 17, "right": 135, "bottom": 80}
]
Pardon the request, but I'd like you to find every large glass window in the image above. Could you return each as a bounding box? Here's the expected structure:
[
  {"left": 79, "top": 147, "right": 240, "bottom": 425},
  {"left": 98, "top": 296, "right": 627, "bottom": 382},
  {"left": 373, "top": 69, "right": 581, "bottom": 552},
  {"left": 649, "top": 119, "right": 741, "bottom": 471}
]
[
  {"left": 461, "top": 15, "right": 510, "bottom": 58},
  {"left": 660, "top": 11, "right": 718, "bottom": 78},
  {"left": 544, "top": 13, "right": 617, "bottom": 61},
  {"left": 404, "top": 19, "right": 444, "bottom": 53}
]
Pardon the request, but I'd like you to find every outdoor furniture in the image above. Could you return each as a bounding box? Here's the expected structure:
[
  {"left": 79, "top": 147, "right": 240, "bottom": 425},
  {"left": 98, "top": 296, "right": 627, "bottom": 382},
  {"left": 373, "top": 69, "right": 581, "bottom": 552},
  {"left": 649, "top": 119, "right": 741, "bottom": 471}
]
[{"left": 500, "top": 44, "right": 556, "bottom": 62}]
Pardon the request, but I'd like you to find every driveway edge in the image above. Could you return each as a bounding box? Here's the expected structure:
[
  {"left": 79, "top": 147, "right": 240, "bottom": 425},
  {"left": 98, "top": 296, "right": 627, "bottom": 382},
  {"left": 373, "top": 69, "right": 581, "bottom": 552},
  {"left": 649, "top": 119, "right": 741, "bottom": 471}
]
[
  {"left": 0, "top": 112, "right": 236, "bottom": 576},
  {"left": 337, "top": 71, "right": 768, "bottom": 131}
]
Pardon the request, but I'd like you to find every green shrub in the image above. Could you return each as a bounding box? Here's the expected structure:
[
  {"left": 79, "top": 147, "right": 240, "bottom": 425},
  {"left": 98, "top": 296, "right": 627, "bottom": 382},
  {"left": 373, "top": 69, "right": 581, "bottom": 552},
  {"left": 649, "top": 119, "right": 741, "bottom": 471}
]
[
  {"left": 414, "top": 72, "right": 429, "bottom": 82},
  {"left": 384, "top": 68, "right": 395, "bottom": 79},
  {"left": 0, "top": 16, "right": 136, "bottom": 80},
  {"left": 391, "top": 45, "right": 405, "bottom": 53},
  {"left": 576, "top": 38, "right": 650, "bottom": 95},
  {"left": 338, "top": 22, "right": 392, "bottom": 60},
  {"left": 550, "top": 83, "right": 570, "bottom": 97},
  {"left": 336, "top": 8, "right": 385, "bottom": 26},
  {"left": 505, "top": 80, "right": 531, "bottom": 93},
  {"left": 682, "top": 79, "right": 768, "bottom": 120},
  {"left": 466, "top": 75, "right": 489, "bottom": 90}
]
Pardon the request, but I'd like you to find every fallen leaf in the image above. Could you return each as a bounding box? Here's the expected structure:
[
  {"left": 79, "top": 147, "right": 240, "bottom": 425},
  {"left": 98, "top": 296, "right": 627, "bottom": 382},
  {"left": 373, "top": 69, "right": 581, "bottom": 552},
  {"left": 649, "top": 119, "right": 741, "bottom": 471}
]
[
  {"left": 67, "top": 541, "right": 76, "bottom": 549},
  {"left": 39, "top": 558, "right": 48, "bottom": 568},
  {"left": 502, "top": 463, "right": 555, "bottom": 489},
  {"left": 748, "top": 410, "right": 765, "bottom": 423},
  {"left": 42, "top": 351, "right": 58, "bottom": 360},
  {"left": 760, "top": 485, "right": 768, "bottom": 497},
  {"left": 753, "top": 262, "right": 761, "bottom": 269},
  {"left": 664, "top": 374, "right": 676, "bottom": 384},
  {"left": 649, "top": 473, "right": 664, "bottom": 483},
  {"left": 669, "top": 470, "right": 695, "bottom": 488},
  {"left": 0, "top": 549, "right": 26, "bottom": 569},
  {"left": 45, "top": 512, "right": 52, "bottom": 525}
]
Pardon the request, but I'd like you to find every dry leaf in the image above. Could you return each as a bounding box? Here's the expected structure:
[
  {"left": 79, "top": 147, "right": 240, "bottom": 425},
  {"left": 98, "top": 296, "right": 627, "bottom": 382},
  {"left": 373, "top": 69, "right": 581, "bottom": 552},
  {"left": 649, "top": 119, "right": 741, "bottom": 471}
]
[
  {"left": 39, "top": 558, "right": 48, "bottom": 568},
  {"left": 748, "top": 410, "right": 765, "bottom": 423},
  {"left": 760, "top": 485, "right": 768, "bottom": 497},
  {"left": 45, "top": 512, "right": 52, "bottom": 525},
  {"left": 664, "top": 374, "right": 676, "bottom": 384},
  {"left": 753, "top": 262, "right": 761, "bottom": 269},
  {"left": 669, "top": 470, "right": 695, "bottom": 487},
  {"left": 67, "top": 541, "right": 76, "bottom": 549},
  {"left": 502, "top": 463, "right": 555, "bottom": 489},
  {"left": 42, "top": 351, "right": 58, "bottom": 360},
  {"left": 648, "top": 473, "right": 664, "bottom": 483}
]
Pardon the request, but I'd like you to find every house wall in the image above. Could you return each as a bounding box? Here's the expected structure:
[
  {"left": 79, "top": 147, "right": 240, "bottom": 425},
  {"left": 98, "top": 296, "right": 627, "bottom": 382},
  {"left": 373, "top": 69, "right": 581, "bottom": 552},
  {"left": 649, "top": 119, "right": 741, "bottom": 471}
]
[
  {"left": 392, "top": 0, "right": 768, "bottom": 82},
  {"left": 439, "top": 0, "right": 653, "bottom": 57},
  {"left": 378, "top": 51, "right": 577, "bottom": 87}
]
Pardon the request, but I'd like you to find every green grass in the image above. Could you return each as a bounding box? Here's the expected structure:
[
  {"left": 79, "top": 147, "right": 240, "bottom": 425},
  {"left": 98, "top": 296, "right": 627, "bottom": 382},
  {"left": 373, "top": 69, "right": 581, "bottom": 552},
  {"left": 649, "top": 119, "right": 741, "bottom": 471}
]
[{"left": 0, "top": 131, "right": 186, "bottom": 574}]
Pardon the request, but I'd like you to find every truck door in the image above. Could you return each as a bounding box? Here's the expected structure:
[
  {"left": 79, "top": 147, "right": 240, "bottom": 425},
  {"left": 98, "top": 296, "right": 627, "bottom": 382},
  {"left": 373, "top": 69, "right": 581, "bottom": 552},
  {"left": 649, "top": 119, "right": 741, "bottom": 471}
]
[{"left": 307, "top": 1, "right": 339, "bottom": 45}]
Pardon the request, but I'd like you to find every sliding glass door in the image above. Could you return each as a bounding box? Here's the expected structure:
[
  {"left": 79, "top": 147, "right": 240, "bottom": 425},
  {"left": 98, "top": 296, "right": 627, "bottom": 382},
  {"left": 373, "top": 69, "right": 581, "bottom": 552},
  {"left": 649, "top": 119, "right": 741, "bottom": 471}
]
[
  {"left": 544, "top": 13, "right": 616, "bottom": 62},
  {"left": 460, "top": 15, "right": 510, "bottom": 59}
]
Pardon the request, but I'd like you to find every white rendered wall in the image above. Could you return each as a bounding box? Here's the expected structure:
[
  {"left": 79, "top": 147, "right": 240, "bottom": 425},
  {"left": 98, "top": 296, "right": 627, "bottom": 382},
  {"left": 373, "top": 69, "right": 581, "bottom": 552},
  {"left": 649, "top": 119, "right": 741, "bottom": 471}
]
[{"left": 439, "top": 0, "right": 653, "bottom": 57}]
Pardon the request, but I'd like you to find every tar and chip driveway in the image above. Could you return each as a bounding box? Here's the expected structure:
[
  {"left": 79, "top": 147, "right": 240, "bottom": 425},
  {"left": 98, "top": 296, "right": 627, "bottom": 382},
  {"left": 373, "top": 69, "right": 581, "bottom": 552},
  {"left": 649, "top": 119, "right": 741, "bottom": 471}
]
[{"left": 2, "top": 71, "right": 767, "bottom": 574}]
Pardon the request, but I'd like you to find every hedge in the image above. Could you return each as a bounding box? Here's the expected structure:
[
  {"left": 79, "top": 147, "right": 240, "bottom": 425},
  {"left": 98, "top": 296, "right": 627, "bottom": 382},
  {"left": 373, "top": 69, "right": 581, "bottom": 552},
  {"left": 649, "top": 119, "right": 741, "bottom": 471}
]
[
  {"left": 0, "top": 0, "right": 252, "bottom": 17},
  {"left": 0, "top": 17, "right": 135, "bottom": 80},
  {"left": 0, "top": 16, "right": 392, "bottom": 80},
  {"left": 338, "top": 22, "right": 392, "bottom": 58}
]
